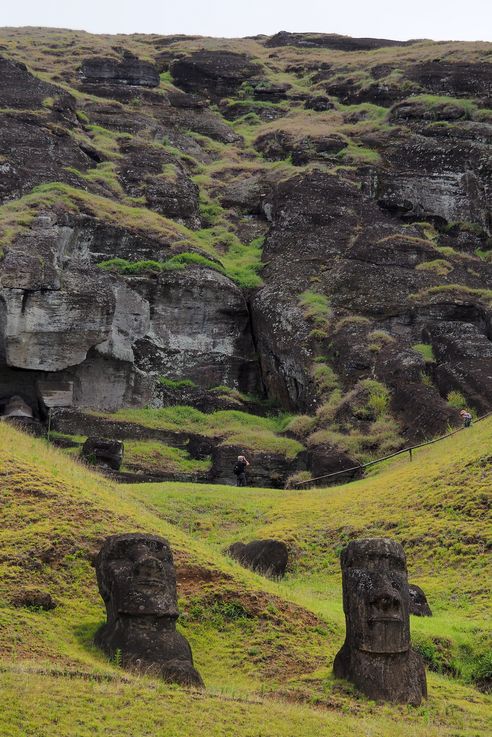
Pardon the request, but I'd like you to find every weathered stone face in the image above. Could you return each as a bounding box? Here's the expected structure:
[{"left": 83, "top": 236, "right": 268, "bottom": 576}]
[
  {"left": 341, "top": 538, "right": 410, "bottom": 654},
  {"left": 334, "top": 538, "right": 427, "bottom": 704},
  {"left": 96, "top": 535, "right": 178, "bottom": 619},
  {"left": 95, "top": 534, "right": 203, "bottom": 687}
]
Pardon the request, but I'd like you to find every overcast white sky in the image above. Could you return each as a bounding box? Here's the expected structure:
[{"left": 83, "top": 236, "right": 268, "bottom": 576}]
[{"left": 1, "top": 0, "right": 491, "bottom": 42}]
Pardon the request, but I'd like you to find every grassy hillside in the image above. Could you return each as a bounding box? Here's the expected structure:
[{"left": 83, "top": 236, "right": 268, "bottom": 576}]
[
  {"left": 128, "top": 418, "right": 492, "bottom": 690},
  {"left": 0, "top": 420, "right": 491, "bottom": 736}
]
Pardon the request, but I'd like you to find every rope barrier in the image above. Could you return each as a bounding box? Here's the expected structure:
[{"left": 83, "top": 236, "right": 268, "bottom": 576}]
[{"left": 294, "top": 408, "right": 492, "bottom": 488}]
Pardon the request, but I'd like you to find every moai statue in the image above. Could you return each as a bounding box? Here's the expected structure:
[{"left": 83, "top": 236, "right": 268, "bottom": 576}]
[
  {"left": 94, "top": 533, "right": 203, "bottom": 687},
  {"left": 409, "top": 584, "right": 432, "bottom": 617},
  {"left": 333, "top": 538, "right": 427, "bottom": 704}
]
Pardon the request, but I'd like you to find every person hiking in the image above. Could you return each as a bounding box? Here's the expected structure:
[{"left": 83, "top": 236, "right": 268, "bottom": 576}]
[
  {"left": 460, "top": 409, "right": 472, "bottom": 428},
  {"left": 233, "top": 454, "right": 250, "bottom": 487}
]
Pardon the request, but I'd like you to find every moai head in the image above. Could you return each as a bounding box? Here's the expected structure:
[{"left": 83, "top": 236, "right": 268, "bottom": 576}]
[
  {"left": 341, "top": 538, "right": 410, "bottom": 654},
  {"left": 95, "top": 533, "right": 179, "bottom": 626},
  {"left": 94, "top": 533, "right": 204, "bottom": 688},
  {"left": 408, "top": 584, "right": 432, "bottom": 617}
]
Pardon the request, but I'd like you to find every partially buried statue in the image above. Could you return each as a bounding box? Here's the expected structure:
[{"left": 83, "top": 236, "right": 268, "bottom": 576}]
[
  {"left": 333, "top": 538, "right": 427, "bottom": 704},
  {"left": 94, "top": 533, "right": 203, "bottom": 687}
]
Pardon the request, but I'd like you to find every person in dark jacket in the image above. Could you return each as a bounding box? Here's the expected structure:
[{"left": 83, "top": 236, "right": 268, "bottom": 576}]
[{"left": 233, "top": 454, "right": 250, "bottom": 487}]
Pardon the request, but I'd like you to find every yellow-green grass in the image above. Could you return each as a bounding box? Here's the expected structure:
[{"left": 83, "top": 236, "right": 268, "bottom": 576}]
[
  {"left": 1, "top": 420, "right": 491, "bottom": 734},
  {"left": 0, "top": 424, "right": 329, "bottom": 692},
  {"left": 51, "top": 434, "right": 212, "bottom": 474},
  {"left": 122, "top": 440, "right": 212, "bottom": 475},
  {"left": 2, "top": 668, "right": 491, "bottom": 737},
  {"left": 0, "top": 408, "right": 487, "bottom": 737}
]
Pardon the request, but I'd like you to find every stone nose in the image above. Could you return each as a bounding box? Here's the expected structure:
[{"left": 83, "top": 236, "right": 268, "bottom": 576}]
[
  {"left": 133, "top": 555, "right": 164, "bottom": 579},
  {"left": 376, "top": 593, "right": 400, "bottom": 611}
]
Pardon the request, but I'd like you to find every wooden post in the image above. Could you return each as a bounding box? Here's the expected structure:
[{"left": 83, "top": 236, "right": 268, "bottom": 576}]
[{"left": 409, "top": 448, "right": 413, "bottom": 462}]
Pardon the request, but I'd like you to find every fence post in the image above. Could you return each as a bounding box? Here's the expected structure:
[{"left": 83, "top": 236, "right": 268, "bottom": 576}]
[{"left": 409, "top": 448, "right": 413, "bottom": 462}]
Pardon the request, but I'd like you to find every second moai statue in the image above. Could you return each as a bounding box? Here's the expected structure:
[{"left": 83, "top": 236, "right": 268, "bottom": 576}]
[
  {"left": 333, "top": 538, "right": 427, "bottom": 704},
  {"left": 94, "top": 533, "right": 203, "bottom": 687}
]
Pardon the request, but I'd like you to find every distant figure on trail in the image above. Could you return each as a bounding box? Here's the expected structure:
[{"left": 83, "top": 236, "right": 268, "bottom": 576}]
[
  {"left": 460, "top": 409, "right": 472, "bottom": 428},
  {"left": 234, "top": 454, "right": 250, "bottom": 487}
]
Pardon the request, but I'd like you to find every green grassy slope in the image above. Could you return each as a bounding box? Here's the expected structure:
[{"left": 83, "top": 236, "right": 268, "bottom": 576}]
[{"left": 1, "top": 421, "right": 491, "bottom": 736}]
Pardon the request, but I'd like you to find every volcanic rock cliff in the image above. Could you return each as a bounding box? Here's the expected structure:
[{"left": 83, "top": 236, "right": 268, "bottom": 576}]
[{"left": 0, "top": 28, "right": 491, "bottom": 485}]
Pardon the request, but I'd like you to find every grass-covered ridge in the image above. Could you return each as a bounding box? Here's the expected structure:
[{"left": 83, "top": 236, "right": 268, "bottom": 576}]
[{"left": 91, "top": 406, "right": 303, "bottom": 458}]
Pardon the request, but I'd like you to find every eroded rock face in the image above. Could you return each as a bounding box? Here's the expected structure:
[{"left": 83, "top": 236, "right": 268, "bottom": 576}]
[
  {"left": 333, "top": 538, "right": 427, "bottom": 704},
  {"left": 80, "top": 54, "right": 160, "bottom": 87},
  {"left": 252, "top": 167, "right": 492, "bottom": 435},
  {"left": 117, "top": 141, "right": 200, "bottom": 226},
  {"left": 265, "top": 32, "right": 416, "bottom": 51},
  {"left": 405, "top": 62, "right": 492, "bottom": 99},
  {"left": 255, "top": 130, "right": 347, "bottom": 165},
  {"left": 372, "top": 129, "right": 492, "bottom": 229},
  {"left": 170, "top": 50, "right": 262, "bottom": 100},
  {"left": 210, "top": 444, "right": 304, "bottom": 488},
  {"left": 0, "top": 59, "right": 94, "bottom": 202},
  {"left": 2, "top": 395, "right": 33, "bottom": 418},
  {"left": 133, "top": 268, "right": 262, "bottom": 393},
  {"left": 94, "top": 533, "right": 203, "bottom": 687},
  {"left": 0, "top": 56, "right": 76, "bottom": 111},
  {"left": 408, "top": 584, "right": 432, "bottom": 617},
  {"left": 227, "top": 539, "right": 288, "bottom": 578},
  {"left": 0, "top": 207, "right": 261, "bottom": 411}
]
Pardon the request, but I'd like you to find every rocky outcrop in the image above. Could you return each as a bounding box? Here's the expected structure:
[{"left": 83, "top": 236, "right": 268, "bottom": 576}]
[
  {"left": 255, "top": 130, "right": 347, "bottom": 165},
  {"left": 117, "top": 140, "right": 200, "bottom": 226},
  {"left": 210, "top": 443, "right": 304, "bottom": 488},
  {"left": 132, "top": 268, "right": 262, "bottom": 393},
  {"left": 370, "top": 126, "right": 492, "bottom": 229},
  {"left": 0, "top": 204, "right": 262, "bottom": 412},
  {"left": 80, "top": 54, "right": 160, "bottom": 87},
  {"left": 0, "top": 56, "right": 76, "bottom": 112},
  {"left": 265, "top": 32, "right": 417, "bottom": 51},
  {"left": 170, "top": 50, "right": 263, "bottom": 100},
  {"left": 0, "top": 57, "right": 94, "bottom": 202},
  {"left": 405, "top": 62, "right": 492, "bottom": 99}
]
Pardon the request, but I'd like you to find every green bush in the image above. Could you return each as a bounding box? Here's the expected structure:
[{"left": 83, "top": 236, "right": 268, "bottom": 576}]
[
  {"left": 159, "top": 377, "right": 197, "bottom": 390},
  {"left": 97, "top": 252, "right": 226, "bottom": 276}
]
